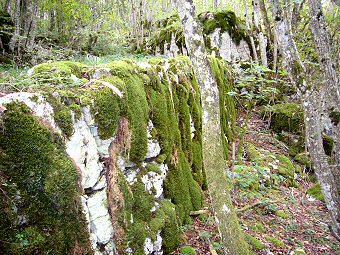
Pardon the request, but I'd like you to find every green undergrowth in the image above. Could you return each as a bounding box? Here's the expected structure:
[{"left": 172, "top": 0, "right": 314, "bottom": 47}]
[
  {"left": 307, "top": 183, "right": 324, "bottom": 202},
  {"left": 233, "top": 143, "right": 301, "bottom": 190},
  {"left": 245, "top": 234, "right": 266, "bottom": 251},
  {"left": 269, "top": 103, "right": 304, "bottom": 135},
  {"left": 0, "top": 103, "right": 92, "bottom": 254}
]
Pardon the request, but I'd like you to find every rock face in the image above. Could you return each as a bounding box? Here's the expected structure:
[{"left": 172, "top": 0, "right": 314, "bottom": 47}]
[
  {"left": 0, "top": 56, "right": 237, "bottom": 254},
  {"left": 209, "top": 28, "right": 251, "bottom": 62},
  {"left": 146, "top": 11, "right": 251, "bottom": 62}
]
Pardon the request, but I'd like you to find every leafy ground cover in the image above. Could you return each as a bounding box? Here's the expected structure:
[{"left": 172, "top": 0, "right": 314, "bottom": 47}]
[{"left": 175, "top": 111, "right": 340, "bottom": 255}]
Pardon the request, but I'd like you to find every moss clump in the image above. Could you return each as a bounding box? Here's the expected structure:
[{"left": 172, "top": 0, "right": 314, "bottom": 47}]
[
  {"left": 31, "top": 61, "right": 84, "bottom": 86},
  {"left": 155, "top": 154, "right": 167, "bottom": 164},
  {"left": 106, "top": 60, "right": 149, "bottom": 162},
  {"left": 127, "top": 222, "right": 148, "bottom": 254},
  {"left": 147, "top": 15, "right": 185, "bottom": 55},
  {"left": 246, "top": 143, "right": 262, "bottom": 163},
  {"left": 0, "top": 103, "right": 92, "bottom": 254},
  {"left": 54, "top": 108, "right": 74, "bottom": 138},
  {"left": 234, "top": 165, "right": 260, "bottom": 190},
  {"left": 69, "top": 103, "right": 82, "bottom": 120},
  {"left": 164, "top": 150, "right": 203, "bottom": 224},
  {"left": 294, "top": 153, "right": 310, "bottom": 167},
  {"left": 191, "top": 141, "right": 203, "bottom": 186},
  {"left": 199, "top": 10, "right": 249, "bottom": 46},
  {"left": 159, "top": 200, "right": 181, "bottom": 254},
  {"left": 275, "top": 210, "right": 290, "bottom": 219},
  {"left": 250, "top": 222, "right": 265, "bottom": 233},
  {"left": 91, "top": 87, "right": 121, "bottom": 139},
  {"left": 307, "top": 184, "right": 324, "bottom": 202},
  {"left": 146, "top": 163, "right": 162, "bottom": 174},
  {"left": 270, "top": 103, "right": 304, "bottom": 134},
  {"left": 245, "top": 234, "right": 266, "bottom": 251},
  {"left": 277, "top": 154, "right": 295, "bottom": 179},
  {"left": 180, "top": 246, "right": 197, "bottom": 255},
  {"left": 322, "top": 135, "right": 334, "bottom": 157},
  {"left": 265, "top": 235, "right": 285, "bottom": 248}
]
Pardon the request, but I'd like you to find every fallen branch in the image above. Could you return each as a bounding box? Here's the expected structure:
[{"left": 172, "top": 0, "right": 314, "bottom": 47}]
[
  {"left": 189, "top": 208, "right": 209, "bottom": 216},
  {"left": 236, "top": 199, "right": 279, "bottom": 213}
]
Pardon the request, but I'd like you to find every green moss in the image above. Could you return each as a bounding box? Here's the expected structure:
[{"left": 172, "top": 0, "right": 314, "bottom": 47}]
[
  {"left": 131, "top": 179, "right": 154, "bottom": 222},
  {"left": 146, "top": 163, "right": 162, "bottom": 174},
  {"left": 191, "top": 141, "right": 203, "bottom": 186},
  {"left": 115, "top": 62, "right": 149, "bottom": 162},
  {"left": 209, "top": 57, "right": 237, "bottom": 160},
  {"left": 164, "top": 150, "right": 202, "bottom": 224},
  {"left": 270, "top": 103, "right": 304, "bottom": 134},
  {"left": 54, "top": 108, "right": 74, "bottom": 138},
  {"left": 275, "top": 210, "right": 290, "bottom": 219},
  {"left": 307, "top": 184, "right": 324, "bottom": 202},
  {"left": 246, "top": 143, "right": 262, "bottom": 163},
  {"left": 32, "top": 61, "right": 84, "bottom": 86},
  {"left": 265, "top": 236, "right": 285, "bottom": 248},
  {"left": 295, "top": 164, "right": 303, "bottom": 175},
  {"left": 180, "top": 246, "right": 197, "bottom": 255},
  {"left": 69, "top": 103, "right": 82, "bottom": 120},
  {"left": 127, "top": 221, "right": 148, "bottom": 254},
  {"left": 250, "top": 222, "right": 265, "bottom": 233},
  {"left": 199, "top": 11, "right": 249, "bottom": 46},
  {"left": 277, "top": 154, "right": 295, "bottom": 180},
  {"left": 294, "top": 153, "right": 310, "bottom": 167},
  {"left": 156, "top": 154, "right": 167, "bottom": 164},
  {"left": 159, "top": 200, "right": 181, "bottom": 254},
  {"left": 0, "top": 103, "right": 91, "bottom": 254},
  {"left": 91, "top": 87, "right": 121, "bottom": 139},
  {"left": 329, "top": 111, "right": 340, "bottom": 125},
  {"left": 322, "top": 135, "right": 334, "bottom": 157},
  {"left": 245, "top": 234, "right": 266, "bottom": 251}
]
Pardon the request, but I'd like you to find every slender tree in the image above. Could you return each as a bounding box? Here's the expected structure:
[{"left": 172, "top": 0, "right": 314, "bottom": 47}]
[
  {"left": 308, "top": 0, "right": 340, "bottom": 222},
  {"left": 175, "top": 0, "right": 250, "bottom": 254},
  {"left": 271, "top": 0, "right": 340, "bottom": 237}
]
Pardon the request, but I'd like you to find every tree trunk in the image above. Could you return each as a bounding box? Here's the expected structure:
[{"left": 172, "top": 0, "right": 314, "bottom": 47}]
[
  {"left": 175, "top": 1, "right": 250, "bottom": 254},
  {"left": 244, "top": 0, "right": 258, "bottom": 63},
  {"left": 252, "top": 0, "right": 268, "bottom": 66},
  {"left": 9, "top": 0, "right": 20, "bottom": 54},
  {"left": 308, "top": 0, "right": 340, "bottom": 217},
  {"left": 271, "top": 0, "right": 340, "bottom": 236}
]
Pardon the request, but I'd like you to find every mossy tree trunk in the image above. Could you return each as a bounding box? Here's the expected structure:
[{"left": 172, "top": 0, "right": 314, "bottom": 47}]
[
  {"left": 308, "top": 0, "right": 340, "bottom": 198},
  {"left": 271, "top": 0, "right": 340, "bottom": 237},
  {"left": 175, "top": 1, "right": 250, "bottom": 254}
]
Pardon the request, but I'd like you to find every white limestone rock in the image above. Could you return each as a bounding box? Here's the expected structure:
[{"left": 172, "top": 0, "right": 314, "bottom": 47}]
[
  {"left": 92, "top": 68, "right": 111, "bottom": 79},
  {"left": 208, "top": 29, "right": 251, "bottom": 62},
  {"left": 144, "top": 231, "right": 163, "bottom": 255},
  {"left": 0, "top": 92, "right": 58, "bottom": 131},
  {"left": 146, "top": 120, "right": 161, "bottom": 159},
  {"left": 87, "top": 189, "right": 114, "bottom": 245},
  {"left": 142, "top": 164, "right": 168, "bottom": 199},
  {"left": 66, "top": 118, "right": 103, "bottom": 189}
]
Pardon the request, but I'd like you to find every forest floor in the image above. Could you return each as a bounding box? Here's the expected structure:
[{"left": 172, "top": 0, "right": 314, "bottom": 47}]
[{"left": 174, "top": 111, "right": 340, "bottom": 255}]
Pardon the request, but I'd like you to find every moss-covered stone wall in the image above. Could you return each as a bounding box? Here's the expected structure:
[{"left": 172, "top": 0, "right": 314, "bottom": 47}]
[
  {"left": 0, "top": 56, "right": 237, "bottom": 254},
  {"left": 144, "top": 11, "right": 251, "bottom": 61}
]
